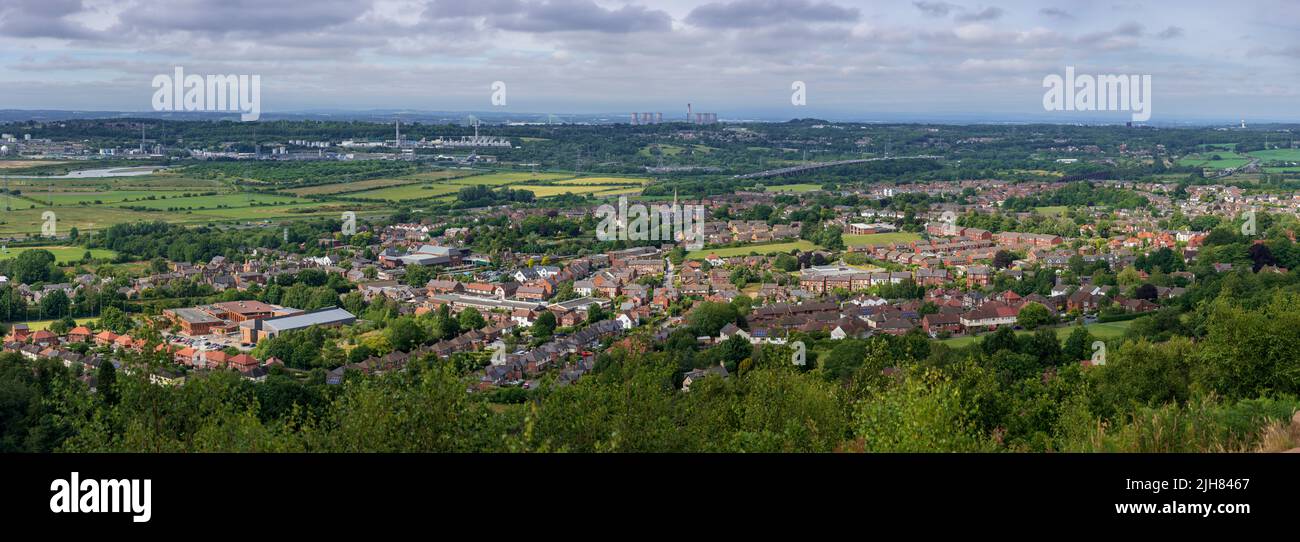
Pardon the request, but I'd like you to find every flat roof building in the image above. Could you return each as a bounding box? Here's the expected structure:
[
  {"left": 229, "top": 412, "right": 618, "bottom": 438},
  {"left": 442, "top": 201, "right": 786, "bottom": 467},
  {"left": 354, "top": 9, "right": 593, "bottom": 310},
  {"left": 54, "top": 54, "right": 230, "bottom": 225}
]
[{"left": 239, "top": 306, "right": 356, "bottom": 345}]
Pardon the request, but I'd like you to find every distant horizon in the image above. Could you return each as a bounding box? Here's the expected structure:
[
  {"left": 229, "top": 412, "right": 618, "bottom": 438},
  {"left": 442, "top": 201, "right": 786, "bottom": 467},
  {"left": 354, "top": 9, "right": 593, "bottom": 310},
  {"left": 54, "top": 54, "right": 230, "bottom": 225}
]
[
  {"left": 3, "top": 1, "right": 1299, "bottom": 123},
  {"left": 0, "top": 107, "right": 1292, "bottom": 128}
]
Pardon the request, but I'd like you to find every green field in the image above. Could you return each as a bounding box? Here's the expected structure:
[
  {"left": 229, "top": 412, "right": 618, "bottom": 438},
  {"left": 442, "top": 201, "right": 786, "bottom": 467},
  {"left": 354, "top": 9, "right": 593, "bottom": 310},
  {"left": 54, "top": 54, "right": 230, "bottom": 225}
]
[
  {"left": 14, "top": 317, "right": 97, "bottom": 331},
  {"left": 555, "top": 176, "right": 648, "bottom": 185},
  {"left": 843, "top": 232, "right": 922, "bottom": 246},
  {"left": 940, "top": 320, "right": 1134, "bottom": 348},
  {"left": 1035, "top": 206, "right": 1068, "bottom": 217},
  {"left": 1248, "top": 148, "right": 1300, "bottom": 162},
  {"left": 688, "top": 240, "right": 822, "bottom": 259},
  {"left": 446, "top": 171, "right": 572, "bottom": 186},
  {"left": 109, "top": 193, "right": 301, "bottom": 210},
  {"left": 1177, "top": 151, "right": 1251, "bottom": 170},
  {"left": 0, "top": 246, "right": 118, "bottom": 263},
  {"left": 766, "top": 184, "right": 824, "bottom": 193},
  {"left": 593, "top": 187, "right": 643, "bottom": 197},
  {"left": 346, "top": 183, "right": 464, "bottom": 201},
  {"left": 514, "top": 185, "right": 620, "bottom": 197}
]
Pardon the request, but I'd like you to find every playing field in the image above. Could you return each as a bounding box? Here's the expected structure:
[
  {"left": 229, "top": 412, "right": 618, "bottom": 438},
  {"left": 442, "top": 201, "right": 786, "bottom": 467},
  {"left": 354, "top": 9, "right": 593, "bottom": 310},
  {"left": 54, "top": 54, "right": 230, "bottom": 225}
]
[
  {"left": 0, "top": 246, "right": 118, "bottom": 263},
  {"left": 940, "top": 320, "right": 1134, "bottom": 348},
  {"left": 843, "top": 232, "right": 922, "bottom": 246},
  {"left": 687, "top": 240, "right": 822, "bottom": 259},
  {"left": 13, "top": 317, "right": 98, "bottom": 331}
]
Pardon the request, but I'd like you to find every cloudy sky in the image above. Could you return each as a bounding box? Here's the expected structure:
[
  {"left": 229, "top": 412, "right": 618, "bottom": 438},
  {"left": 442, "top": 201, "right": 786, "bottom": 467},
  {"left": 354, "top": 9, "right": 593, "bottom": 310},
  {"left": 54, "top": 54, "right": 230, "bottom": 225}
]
[{"left": 1, "top": 0, "right": 1298, "bottom": 122}]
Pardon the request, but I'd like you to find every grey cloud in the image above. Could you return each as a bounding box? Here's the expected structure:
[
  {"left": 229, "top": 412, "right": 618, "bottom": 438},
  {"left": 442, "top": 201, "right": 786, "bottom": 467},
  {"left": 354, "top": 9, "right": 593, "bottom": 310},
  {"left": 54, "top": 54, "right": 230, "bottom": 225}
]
[
  {"left": 121, "top": 0, "right": 366, "bottom": 35},
  {"left": 0, "top": 0, "right": 103, "bottom": 40},
  {"left": 913, "top": 1, "right": 958, "bottom": 17},
  {"left": 1156, "top": 26, "right": 1183, "bottom": 39},
  {"left": 423, "top": 0, "right": 671, "bottom": 33},
  {"left": 1038, "top": 7, "right": 1073, "bottom": 19},
  {"left": 956, "top": 7, "right": 1004, "bottom": 22},
  {"left": 493, "top": 0, "right": 672, "bottom": 33},
  {"left": 687, "top": 0, "right": 860, "bottom": 28}
]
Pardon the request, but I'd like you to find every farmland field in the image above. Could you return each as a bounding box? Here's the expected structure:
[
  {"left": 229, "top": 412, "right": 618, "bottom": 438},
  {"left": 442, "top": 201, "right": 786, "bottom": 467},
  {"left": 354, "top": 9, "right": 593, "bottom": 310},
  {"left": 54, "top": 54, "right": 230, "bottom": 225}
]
[
  {"left": 109, "top": 193, "right": 301, "bottom": 210},
  {"left": 555, "top": 176, "right": 648, "bottom": 185},
  {"left": 1176, "top": 152, "right": 1252, "bottom": 169},
  {"left": 0, "top": 206, "right": 165, "bottom": 237},
  {"left": 445, "top": 171, "right": 573, "bottom": 186},
  {"left": 766, "top": 183, "right": 824, "bottom": 193},
  {"left": 688, "top": 240, "right": 822, "bottom": 259},
  {"left": 1249, "top": 148, "right": 1300, "bottom": 162},
  {"left": 513, "top": 185, "right": 617, "bottom": 197},
  {"left": 0, "top": 246, "right": 118, "bottom": 263},
  {"left": 843, "top": 232, "right": 922, "bottom": 246},
  {"left": 285, "top": 177, "right": 421, "bottom": 196},
  {"left": 0, "top": 160, "right": 70, "bottom": 169},
  {"left": 285, "top": 170, "right": 471, "bottom": 195},
  {"left": 347, "top": 183, "right": 464, "bottom": 201},
  {"left": 593, "top": 187, "right": 643, "bottom": 197}
]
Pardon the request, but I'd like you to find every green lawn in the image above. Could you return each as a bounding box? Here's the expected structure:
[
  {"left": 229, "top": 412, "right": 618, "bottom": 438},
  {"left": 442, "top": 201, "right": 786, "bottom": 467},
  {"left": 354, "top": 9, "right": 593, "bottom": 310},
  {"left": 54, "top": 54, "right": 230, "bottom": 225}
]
[
  {"left": 843, "top": 232, "right": 922, "bottom": 246},
  {"left": 0, "top": 246, "right": 118, "bottom": 263},
  {"left": 14, "top": 317, "right": 97, "bottom": 331},
  {"left": 688, "top": 240, "right": 822, "bottom": 259},
  {"left": 940, "top": 320, "right": 1134, "bottom": 348},
  {"left": 1035, "top": 206, "right": 1068, "bottom": 217}
]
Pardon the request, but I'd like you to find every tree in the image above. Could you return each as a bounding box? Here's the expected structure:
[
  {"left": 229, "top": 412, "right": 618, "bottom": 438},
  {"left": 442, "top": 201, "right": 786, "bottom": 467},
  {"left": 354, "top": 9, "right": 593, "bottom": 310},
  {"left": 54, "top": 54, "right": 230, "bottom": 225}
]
[
  {"left": 13, "top": 249, "right": 55, "bottom": 284},
  {"left": 1016, "top": 302, "right": 1053, "bottom": 330},
  {"left": 97, "top": 306, "right": 134, "bottom": 333},
  {"left": 1134, "top": 283, "right": 1157, "bottom": 300},
  {"left": 458, "top": 307, "right": 486, "bottom": 331},
  {"left": 532, "top": 311, "right": 557, "bottom": 339},
  {"left": 687, "top": 302, "right": 739, "bottom": 337},
  {"left": 586, "top": 303, "right": 606, "bottom": 324},
  {"left": 96, "top": 360, "right": 118, "bottom": 406},
  {"left": 39, "top": 290, "right": 70, "bottom": 320},
  {"left": 992, "top": 250, "right": 1015, "bottom": 269},
  {"left": 1248, "top": 243, "right": 1277, "bottom": 272},
  {"left": 386, "top": 317, "right": 425, "bottom": 352},
  {"left": 717, "top": 334, "right": 752, "bottom": 372},
  {"left": 1116, "top": 266, "right": 1142, "bottom": 288},
  {"left": 1062, "top": 326, "right": 1092, "bottom": 362}
]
